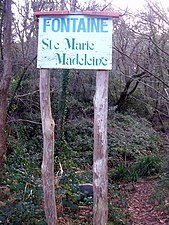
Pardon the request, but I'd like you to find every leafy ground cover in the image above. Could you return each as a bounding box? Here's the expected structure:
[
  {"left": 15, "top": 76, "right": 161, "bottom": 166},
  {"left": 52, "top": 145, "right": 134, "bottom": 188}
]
[
  {"left": 0, "top": 112, "right": 168, "bottom": 224},
  {"left": 128, "top": 179, "right": 169, "bottom": 225}
]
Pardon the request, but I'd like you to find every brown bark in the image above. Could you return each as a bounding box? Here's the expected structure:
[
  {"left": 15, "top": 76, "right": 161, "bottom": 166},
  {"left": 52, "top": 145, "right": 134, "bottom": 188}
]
[
  {"left": 0, "top": 0, "right": 12, "bottom": 173},
  {"left": 40, "top": 69, "right": 57, "bottom": 225},
  {"left": 115, "top": 72, "right": 146, "bottom": 112},
  {"left": 93, "top": 71, "right": 109, "bottom": 225},
  {"left": 0, "top": 2, "right": 4, "bottom": 60},
  {"left": 0, "top": 94, "right": 7, "bottom": 172}
]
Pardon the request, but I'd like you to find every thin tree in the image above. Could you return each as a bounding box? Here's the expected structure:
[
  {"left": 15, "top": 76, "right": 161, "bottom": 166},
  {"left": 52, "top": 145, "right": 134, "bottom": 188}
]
[{"left": 0, "top": 0, "right": 12, "bottom": 174}]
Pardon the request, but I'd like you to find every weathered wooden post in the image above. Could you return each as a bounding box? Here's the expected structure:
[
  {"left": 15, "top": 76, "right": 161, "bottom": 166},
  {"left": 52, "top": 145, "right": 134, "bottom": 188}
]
[
  {"left": 40, "top": 69, "right": 57, "bottom": 225},
  {"left": 93, "top": 71, "right": 109, "bottom": 225},
  {"left": 35, "top": 10, "right": 120, "bottom": 225}
]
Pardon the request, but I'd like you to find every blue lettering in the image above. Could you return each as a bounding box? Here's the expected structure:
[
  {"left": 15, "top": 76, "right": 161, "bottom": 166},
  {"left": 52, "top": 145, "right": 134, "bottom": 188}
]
[
  {"left": 43, "top": 18, "right": 51, "bottom": 32},
  {"left": 77, "top": 18, "right": 86, "bottom": 32},
  {"left": 101, "top": 18, "right": 108, "bottom": 32},
  {"left": 87, "top": 18, "right": 91, "bottom": 32},
  {"left": 91, "top": 18, "right": 100, "bottom": 32},
  {"left": 61, "top": 18, "right": 70, "bottom": 32},
  {"left": 52, "top": 18, "right": 60, "bottom": 32},
  {"left": 42, "top": 17, "right": 110, "bottom": 33},
  {"left": 71, "top": 18, "right": 78, "bottom": 32}
]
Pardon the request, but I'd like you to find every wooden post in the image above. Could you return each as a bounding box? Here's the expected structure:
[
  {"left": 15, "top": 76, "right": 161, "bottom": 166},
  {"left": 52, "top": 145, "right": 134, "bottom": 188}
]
[
  {"left": 93, "top": 71, "right": 109, "bottom": 225},
  {"left": 40, "top": 69, "right": 57, "bottom": 225}
]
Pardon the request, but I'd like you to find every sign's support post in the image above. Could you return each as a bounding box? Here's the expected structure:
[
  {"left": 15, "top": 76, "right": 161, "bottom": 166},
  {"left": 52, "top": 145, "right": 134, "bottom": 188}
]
[
  {"left": 93, "top": 70, "right": 109, "bottom": 225},
  {"left": 40, "top": 69, "right": 57, "bottom": 225},
  {"left": 35, "top": 10, "right": 120, "bottom": 225}
]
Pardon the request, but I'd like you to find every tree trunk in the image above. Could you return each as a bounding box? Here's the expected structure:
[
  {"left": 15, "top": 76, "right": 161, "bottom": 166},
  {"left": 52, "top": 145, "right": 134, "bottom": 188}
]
[
  {"left": 93, "top": 71, "right": 109, "bottom": 225},
  {"left": 115, "top": 72, "right": 145, "bottom": 112},
  {"left": 40, "top": 69, "right": 57, "bottom": 225},
  {"left": 0, "top": 93, "right": 7, "bottom": 172},
  {"left": 0, "top": 0, "right": 12, "bottom": 174}
]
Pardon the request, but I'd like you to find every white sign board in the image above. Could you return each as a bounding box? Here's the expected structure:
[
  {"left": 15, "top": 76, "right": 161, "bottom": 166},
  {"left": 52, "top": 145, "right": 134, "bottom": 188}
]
[{"left": 37, "top": 15, "right": 112, "bottom": 70}]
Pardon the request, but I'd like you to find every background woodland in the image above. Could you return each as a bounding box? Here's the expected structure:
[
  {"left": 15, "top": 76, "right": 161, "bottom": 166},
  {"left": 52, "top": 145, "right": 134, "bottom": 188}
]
[{"left": 0, "top": 0, "right": 169, "bottom": 224}]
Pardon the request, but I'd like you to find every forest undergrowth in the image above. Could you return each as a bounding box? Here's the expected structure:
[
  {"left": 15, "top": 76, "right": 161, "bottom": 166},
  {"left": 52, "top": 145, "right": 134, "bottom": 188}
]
[
  {"left": 0, "top": 112, "right": 169, "bottom": 224},
  {"left": 1, "top": 0, "right": 169, "bottom": 224}
]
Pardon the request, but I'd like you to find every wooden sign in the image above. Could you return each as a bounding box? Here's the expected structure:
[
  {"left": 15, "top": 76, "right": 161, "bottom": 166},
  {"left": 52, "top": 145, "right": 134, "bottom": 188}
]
[
  {"left": 37, "top": 15, "right": 113, "bottom": 70},
  {"left": 34, "top": 10, "right": 120, "bottom": 225}
]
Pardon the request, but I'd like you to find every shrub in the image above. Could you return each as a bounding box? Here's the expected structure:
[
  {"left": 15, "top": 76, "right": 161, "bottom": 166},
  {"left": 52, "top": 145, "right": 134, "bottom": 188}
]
[
  {"left": 64, "top": 113, "right": 161, "bottom": 169},
  {"left": 0, "top": 140, "right": 45, "bottom": 224},
  {"left": 109, "top": 164, "right": 130, "bottom": 182},
  {"left": 109, "top": 164, "right": 138, "bottom": 183},
  {"left": 108, "top": 113, "right": 161, "bottom": 162},
  {"left": 150, "top": 174, "right": 169, "bottom": 213},
  {"left": 134, "top": 155, "right": 163, "bottom": 177},
  {"left": 108, "top": 183, "right": 130, "bottom": 224},
  {"left": 65, "top": 118, "right": 93, "bottom": 153}
]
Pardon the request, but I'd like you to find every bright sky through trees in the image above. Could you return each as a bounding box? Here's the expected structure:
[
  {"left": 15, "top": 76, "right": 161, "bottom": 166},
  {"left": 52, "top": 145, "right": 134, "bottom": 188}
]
[
  {"left": 101, "top": 0, "right": 169, "bottom": 11},
  {"left": 14, "top": 0, "right": 169, "bottom": 10},
  {"left": 93, "top": 0, "right": 169, "bottom": 12}
]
